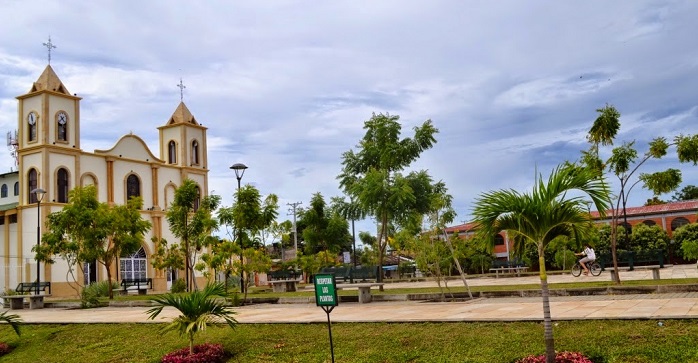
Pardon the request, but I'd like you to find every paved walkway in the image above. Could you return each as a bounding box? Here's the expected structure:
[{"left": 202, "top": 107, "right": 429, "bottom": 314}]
[{"left": 5, "top": 265, "right": 698, "bottom": 324}]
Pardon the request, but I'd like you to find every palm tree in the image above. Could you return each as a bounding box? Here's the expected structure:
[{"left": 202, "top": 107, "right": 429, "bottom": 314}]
[
  {"left": 0, "top": 311, "right": 22, "bottom": 337},
  {"left": 146, "top": 282, "right": 237, "bottom": 355},
  {"left": 472, "top": 164, "right": 610, "bottom": 363}
]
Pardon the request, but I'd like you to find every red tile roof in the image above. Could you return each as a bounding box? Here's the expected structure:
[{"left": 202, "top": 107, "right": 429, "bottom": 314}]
[{"left": 446, "top": 200, "right": 698, "bottom": 232}]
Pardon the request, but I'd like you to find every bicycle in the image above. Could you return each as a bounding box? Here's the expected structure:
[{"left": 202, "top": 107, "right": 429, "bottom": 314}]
[{"left": 571, "top": 260, "right": 602, "bottom": 277}]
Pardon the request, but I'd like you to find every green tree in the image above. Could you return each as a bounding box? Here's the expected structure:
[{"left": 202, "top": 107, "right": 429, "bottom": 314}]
[
  {"left": 338, "top": 112, "right": 438, "bottom": 283},
  {"left": 580, "top": 105, "right": 698, "bottom": 283},
  {"left": 674, "top": 223, "right": 698, "bottom": 260},
  {"left": 331, "top": 196, "right": 368, "bottom": 266},
  {"left": 472, "top": 164, "right": 610, "bottom": 363},
  {"left": 631, "top": 223, "right": 669, "bottom": 253},
  {"left": 146, "top": 282, "right": 236, "bottom": 355},
  {"left": 218, "top": 185, "right": 278, "bottom": 294},
  {"left": 672, "top": 185, "right": 698, "bottom": 201},
  {"left": 300, "top": 193, "right": 352, "bottom": 256},
  {"left": 162, "top": 179, "right": 220, "bottom": 292},
  {"left": 37, "top": 186, "right": 151, "bottom": 299}
]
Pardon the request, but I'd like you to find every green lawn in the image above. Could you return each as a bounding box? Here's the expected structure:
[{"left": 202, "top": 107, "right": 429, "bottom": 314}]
[{"left": 2, "top": 320, "right": 698, "bottom": 362}]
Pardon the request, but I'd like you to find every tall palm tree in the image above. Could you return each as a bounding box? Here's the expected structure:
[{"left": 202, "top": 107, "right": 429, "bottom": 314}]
[
  {"left": 146, "top": 282, "right": 237, "bottom": 355},
  {"left": 0, "top": 311, "right": 22, "bottom": 337},
  {"left": 472, "top": 164, "right": 610, "bottom": 363}
]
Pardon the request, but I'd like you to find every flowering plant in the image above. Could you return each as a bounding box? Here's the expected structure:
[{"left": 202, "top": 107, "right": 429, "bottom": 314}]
[
  {"left": 517, "top": 351, "right": 594, "bottom": 363},
  {"left": 161, "top": 343, "right": 226, "bottom": 363}
]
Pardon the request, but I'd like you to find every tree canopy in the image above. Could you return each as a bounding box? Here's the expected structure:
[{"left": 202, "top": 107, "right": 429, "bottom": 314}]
[{"left": 37, "top": 185, "right": 151, "bottom": 299}]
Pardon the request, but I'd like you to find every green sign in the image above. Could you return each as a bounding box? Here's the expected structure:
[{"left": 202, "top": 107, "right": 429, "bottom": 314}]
[{"left": 314, "top": 273, "right": 338, "bottom": 307}]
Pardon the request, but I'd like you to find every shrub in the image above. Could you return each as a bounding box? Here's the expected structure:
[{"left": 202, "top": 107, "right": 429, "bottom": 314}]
[
  {"left": 0, "top": 342, "right": 12, "bottom": 356},
  {"left": 81, "top": 281, "right": 118, "bottom": 308},
  {"left": 170, "top": 278, "right": 186, "bottom": 293},
  {"left": 516, "top": 351, "right": 594, "bottom": 363},
  {"left": 161, "top": 343, "right": 225, "bottom": 363}
]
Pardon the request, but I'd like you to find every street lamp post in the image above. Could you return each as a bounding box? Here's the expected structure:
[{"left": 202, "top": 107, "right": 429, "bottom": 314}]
[
  {"left": 31, "top": 188, "right": 46, "bottom": 295},
  {"left": 230, "top": 163, "right": 248, "bottom": 294}
]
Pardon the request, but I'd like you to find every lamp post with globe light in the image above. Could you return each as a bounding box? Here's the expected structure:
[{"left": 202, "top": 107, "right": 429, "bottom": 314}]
[
  {"left": 31, "top": 188, "right": 46, "bottom": 295},
  {"left": 230, "top": 163, "right": 248, "bottom": 294}
]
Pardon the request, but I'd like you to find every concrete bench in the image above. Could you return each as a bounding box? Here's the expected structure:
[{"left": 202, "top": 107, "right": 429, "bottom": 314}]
[
  {"left": 268, "top": 279, "right": 300, "bottom": 292},
  {"left": 489, "top": 266, "right": 529, "bottom": 278},
  {"left": 336, "top": 283, "right": 384, "bottom": 303},
  {"left": 607, "top": 265, "right": 662, "bottom": 281},
  {"left": 1, "top": 294, "right": 51, "bottom": 309}
]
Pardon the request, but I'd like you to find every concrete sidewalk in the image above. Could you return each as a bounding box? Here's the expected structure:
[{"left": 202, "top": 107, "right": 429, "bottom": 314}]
[{"left": 5, "top": 264, "right": 698, "bottom": 324}]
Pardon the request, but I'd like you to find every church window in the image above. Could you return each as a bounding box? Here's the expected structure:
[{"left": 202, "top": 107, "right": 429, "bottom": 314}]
[
  {"left": 57, "top": 168, "right": 69, "bottom": 203},
  {"left": 56, "top": 111, "right": 68, "bottom": 142},
  {"left": 191, "top": 140, "right": 200, "bottom": 165},
  {"left": 14, "top": 182, "right": 19, "bottom": 196},
  {"left": 120, "top": 247, "right": 147, "bottom": 280},
  {"left": 27, "top": 112, "right": 37, "bottom": 142},
  {"left": 194, "top": 185, "right": 201, "bottom": 212},
  {"left": 494, "top": 234, "right": 505, "bottom": 245},
  {"left": 168, "top": 141, "right": 177, "bottom": 164},
  {"left": 126, "top": 174, "right": 141, "bottom": 200},
  {"left": 1, "top": 184, "right": 7, "bottom": 198},
  {"left": 28, "top": 168, "right": 38, "bottom": 203}
]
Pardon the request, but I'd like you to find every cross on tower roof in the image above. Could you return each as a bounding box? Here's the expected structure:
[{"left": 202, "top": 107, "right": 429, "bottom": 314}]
[
  {"left": 43, "top": 36, "right": 57, "bottom": 65},
  {"left": 177, "top": 77, "right": 186, "bottom": 102}
]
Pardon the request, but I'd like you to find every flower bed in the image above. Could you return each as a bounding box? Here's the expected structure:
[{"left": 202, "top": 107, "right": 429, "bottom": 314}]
[
  {"left": 516, "top": 351, "right": 594, "bottom": 363},
  {"left": 161, "top": 343, "right": 226, "bottom": 363}
]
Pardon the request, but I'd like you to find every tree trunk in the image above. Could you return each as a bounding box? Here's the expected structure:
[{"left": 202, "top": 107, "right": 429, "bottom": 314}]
[
  {"left": 611, "top": 209, "right": 622, "bottom": 284},
  {"left": 106, "top": 267, "right": 114, "bottom": 300},
  {"left": 443, "top": 229, "right": 473, "bottom": 299},
  {"left": 538, "top": 248, "right": 555, "bottom": 363},
  {"left": 377, "top": 215, "right": 388, "bottom": 291}
]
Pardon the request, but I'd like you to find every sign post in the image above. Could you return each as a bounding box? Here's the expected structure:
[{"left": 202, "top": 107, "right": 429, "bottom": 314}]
[{"left": 314, "top": 273, "right": 338, "bottom": 363}]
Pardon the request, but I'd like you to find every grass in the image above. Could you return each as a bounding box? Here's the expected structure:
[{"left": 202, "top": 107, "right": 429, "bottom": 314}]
[{"left": 2, "top": 320, "right": 698, "bottom": 362}]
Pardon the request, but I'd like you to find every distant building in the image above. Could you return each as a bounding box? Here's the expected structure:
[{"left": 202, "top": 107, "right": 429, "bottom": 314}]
[
  {"left": 444, "top": 200, "right": 698, "bottom": 260},
  {"left": 0, "top": 64, "right": 210, "bottom": 296}
]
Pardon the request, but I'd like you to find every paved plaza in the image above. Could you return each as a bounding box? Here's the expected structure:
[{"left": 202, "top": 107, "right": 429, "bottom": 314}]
[{"left": 4, "top": 264, "right": 698, "bottom": 324}]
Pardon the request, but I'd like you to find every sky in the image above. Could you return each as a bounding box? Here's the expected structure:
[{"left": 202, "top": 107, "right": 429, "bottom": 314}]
[{"left": 1, "top": 1, "right": 697, "bottom": 241}]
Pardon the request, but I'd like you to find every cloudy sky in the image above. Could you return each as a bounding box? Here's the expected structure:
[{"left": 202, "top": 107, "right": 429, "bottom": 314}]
[{"left": 1, "top": 1, "right": 697, "bottom": 239}]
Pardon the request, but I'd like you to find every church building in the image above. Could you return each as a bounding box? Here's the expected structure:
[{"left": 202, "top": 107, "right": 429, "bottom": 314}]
[{"left": 0, "top": 64, "right": 209, "bottom": 297}]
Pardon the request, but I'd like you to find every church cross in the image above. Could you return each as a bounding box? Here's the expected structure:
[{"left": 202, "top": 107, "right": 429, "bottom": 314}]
[
  {"left": 43, "top": 36, "right": 57, "bottom": 64},
  {"left": 177, "top": 78, "right": 186, "bottom": 102}
]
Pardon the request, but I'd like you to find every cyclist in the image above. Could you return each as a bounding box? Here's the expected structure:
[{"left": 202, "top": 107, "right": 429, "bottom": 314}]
[{"left": 575, "top": 244, "right": 596, "bottom": 276}]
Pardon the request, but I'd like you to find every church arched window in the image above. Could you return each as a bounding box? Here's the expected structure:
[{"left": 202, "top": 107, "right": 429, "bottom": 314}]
[
  {"left": 1, "top": 184, "right": 7, "bottom": 198},
  {"left": 191, "top": 140, "right": 200, "bottom": 165},
  {"left": 57, "top": 168, "right": 69, "bottom": 203},
  {"left": 671, "top": 217, "right": 690, "bottom": 231},
  {"left": 168, "top": 141, "right": 177, "bottom": 164},
  {"left": 126, "top": 174, "right": 141, "bottom": 200},
  {"left": 120, "top": 247, "right": 147, "bottom": 280},
  {"left": 28, "top": 168, "right": 38, "bottom": 203},
  {"left": 14, "top": 182, "right": 19, "bottom": 196}
]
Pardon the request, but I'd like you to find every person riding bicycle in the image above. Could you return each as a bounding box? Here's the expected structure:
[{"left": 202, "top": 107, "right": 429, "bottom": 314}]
[{"left": 575, "top": 244, "right": 596, "bottom": 276}]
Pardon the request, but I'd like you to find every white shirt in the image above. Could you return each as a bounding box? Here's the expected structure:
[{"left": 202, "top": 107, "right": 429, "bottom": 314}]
[{"left": 584, "top": 247, "right": 596, "bottom": 260}]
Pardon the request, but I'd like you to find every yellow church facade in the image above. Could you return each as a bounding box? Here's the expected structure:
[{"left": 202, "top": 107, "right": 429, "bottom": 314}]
[{"left": 1, "top": 64, "right": 209, "bottom": 297}]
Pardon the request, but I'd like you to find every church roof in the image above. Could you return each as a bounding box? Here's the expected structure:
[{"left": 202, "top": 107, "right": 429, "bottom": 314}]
[
  {"left": 29, "top": 65, "right": 71, "bottom": 95},
  {"left": 166, "top": 102, "right": 199, "bottom": 126}
]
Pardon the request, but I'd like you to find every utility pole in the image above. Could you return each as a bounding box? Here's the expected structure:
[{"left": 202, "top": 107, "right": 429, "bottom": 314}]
[{"left": 287, "top": 201, "right": 302, "bottom": 263}]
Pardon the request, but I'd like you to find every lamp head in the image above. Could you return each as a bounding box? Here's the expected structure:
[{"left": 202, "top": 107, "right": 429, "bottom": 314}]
[
  {"left": 230, "top": 163, "right": 248, "bottom": 180},
  {"left": 31, "top": 188, "right": 46, "bottom": 202}
]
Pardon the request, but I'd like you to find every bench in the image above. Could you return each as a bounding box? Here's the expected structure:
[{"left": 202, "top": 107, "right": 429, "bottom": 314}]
[
  {"left": 336, "top": 283, "right": 384, "bottom": 303},
  {"left": 117, "top": 278, "right": 152, "bottom": 295},
  {"left": 1, "top": 294, "right": 52, "bottom": 309},
  {"left": 268, "top": 279, "right": 299, "bottom": 292},
  {"left": 349, "top": 266, "right": 379, "bottom": 282},
  {"left": 598, "top": 250, "right": 665, "bottom": 281},
  {"left": 1, "top": 281, "right": 53, "bottom": 310},
  {"left": 489, "top": 260, "right": 528, "bottom": 278},
  {"left": 489, "top": 266, "right": 529, "bottom": 278},
  {"left": 267, "top": 270, "right": 303, "bottom": 281},
  {"left": 320, "top": 266, "right": 351, "bottom": 283}
]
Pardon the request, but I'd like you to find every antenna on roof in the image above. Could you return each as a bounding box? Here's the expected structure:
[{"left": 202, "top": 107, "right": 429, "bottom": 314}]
[
  {"left": 43, "top": 35, "right": 57, "bottom": 65},
  {"left": 7, "top": 130, "right": 18, "bottom": 167}
]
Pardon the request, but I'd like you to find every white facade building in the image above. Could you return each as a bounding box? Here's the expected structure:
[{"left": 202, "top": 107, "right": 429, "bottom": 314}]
[{"left": 1, "top": 65, "right": 210, "bottom": 297}]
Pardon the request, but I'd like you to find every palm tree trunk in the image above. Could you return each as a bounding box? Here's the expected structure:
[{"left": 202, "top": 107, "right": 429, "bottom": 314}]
[
  {"left": 189, "top": 331, "right": 195, "bottom": 355},
  {"left": 538, "top": 251, "right": 555, "bottom": 363}
]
